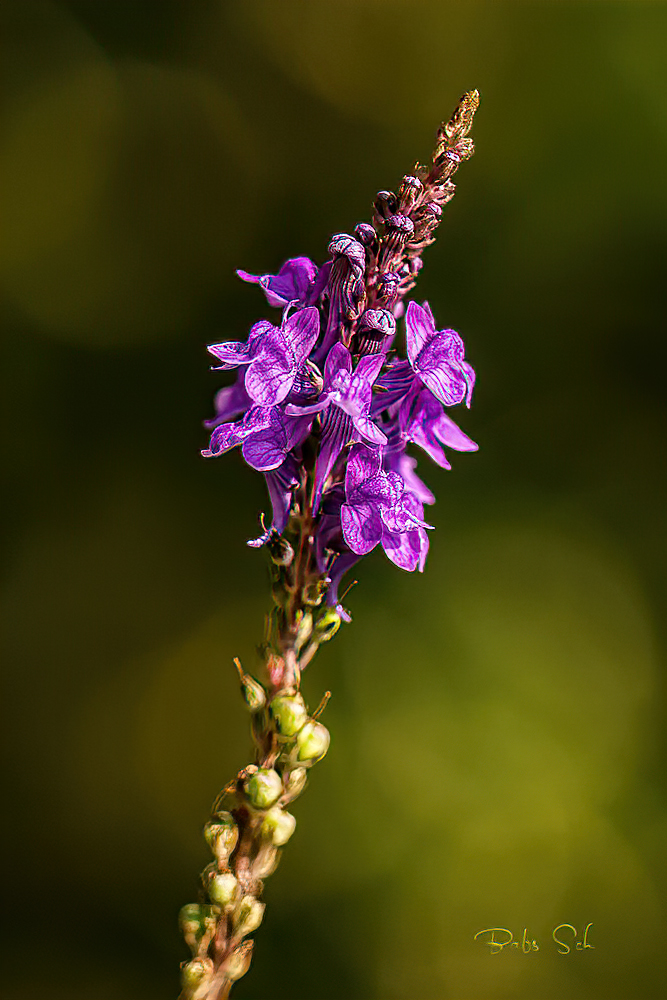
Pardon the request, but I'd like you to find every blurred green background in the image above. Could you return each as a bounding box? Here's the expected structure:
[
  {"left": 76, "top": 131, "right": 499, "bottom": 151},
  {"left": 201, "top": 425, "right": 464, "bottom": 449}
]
[{"left": 2, "top": 2, "right": 666, "bottom": 998}]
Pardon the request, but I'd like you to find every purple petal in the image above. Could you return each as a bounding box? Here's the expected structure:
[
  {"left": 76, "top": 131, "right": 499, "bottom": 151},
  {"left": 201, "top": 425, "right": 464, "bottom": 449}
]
[
  {"left": 207, "top": 341, "right": 252, "bottom": 368},
  {"left": 283, "top": 306, "right": 320, "bottom": 364},
  {"left": 461, "top": 361, "right": 476, "bottom": 407},
  {"left": 285, "top": 396, "right": 330, "bottom": 417},
  {"left": 405, "top": 300, "right": 435, "bottom": 366},
  {"left": 203, "top": 378, "right": 250, "bottom": 430},
  {"left": 311, "top": 409, "right": 353, "bottom": 513},
  {"left": 324, "top": 343, "right": 352, "bottom": 386},
  {"left": 434, "top": 410, "right": 478, "bottom": 451},
  {"left": 381, "top": 525, "right": 427, "bottom": 572},
  {"left": 345, "top": 443, "right": 382, "bottom": 494},
  {"left": 354, "top": 352, "right": 385, "bottom": 387},
  {"left": 349, "top": 471, "right": 402, "bottom": 509},
  {"left": 245, "top": 336, "right": 296, "bottom": 406},
  {"left": 341, "top": 501, "right": 383, "bottom": 555},
  {"left": 241, "top": 413, "right": 287, "bottom": 471},
  {"left": 351, "top": 413, "right": 387, "bottom": 446},
  {"left": 416, "top": 363, "right": 469, "bottom": 408}
]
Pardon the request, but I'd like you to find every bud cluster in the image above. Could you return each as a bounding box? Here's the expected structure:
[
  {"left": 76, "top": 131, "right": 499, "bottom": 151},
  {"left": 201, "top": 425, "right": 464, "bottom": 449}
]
[{"left": 179, "top": 666, "right": 330, "bottom": 999}]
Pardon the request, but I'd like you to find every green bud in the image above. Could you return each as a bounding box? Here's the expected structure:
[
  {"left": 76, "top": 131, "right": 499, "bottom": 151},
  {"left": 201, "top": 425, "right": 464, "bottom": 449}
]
[
  {"left": 296, "top": 720, "right": 330, "bottom": 765},
  {"left": 244, "top": 768, "right": 283, "bottom": 809},
  {"left": 208, "top": 871, "right": 239, "bottom": 908},
  {"left": 313, "top": 608, "right": 341, "bottom": 643},
  {"left": 179, "top": 903, "right": 207, "bottom": 938},
  {"left": 253, "top": 842, "right": 279, "bottom": 878},
  {"left": 261, "top": 806, "right": 297, "bottom": 846},
  {"left": 283, "top": 766, "right": 308, "bottom": 799},
  {"left": 226, "top": 940, "right": 253, "bottom": 982},
  {"left": 241, "top": 675, "right": 266, "bottom": 712},
  {"left": 268, "top": 534, "right": 294, "bottom": 566},
  {"left": 295, "top": 610, "right": 313, "bottom": 650},
  {"left": 181, "top": 957, "right": 213, "bottom": 993},
  {"left": 269, "top": 693, "right": 308, "bottom": 738},
  {"left": 204, "top": 812, "right": 238, "bottom": 864},
  {"left": 235, "top": 894, "right": 265, "bottom": 937},
  {"left": 302, "top": 580, "right": 327, "bottom": 606}
]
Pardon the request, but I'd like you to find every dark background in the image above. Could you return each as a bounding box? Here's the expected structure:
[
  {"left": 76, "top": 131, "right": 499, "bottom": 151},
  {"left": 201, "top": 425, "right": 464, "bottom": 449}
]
[{"left": 2, "top": 2, "right": 667, "bottom": 998}]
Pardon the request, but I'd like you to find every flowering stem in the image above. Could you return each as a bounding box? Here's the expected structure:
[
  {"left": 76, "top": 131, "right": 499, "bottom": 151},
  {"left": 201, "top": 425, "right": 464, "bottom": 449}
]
[{"left": 182, "top": 90, "right": 480, "bottom": 998}]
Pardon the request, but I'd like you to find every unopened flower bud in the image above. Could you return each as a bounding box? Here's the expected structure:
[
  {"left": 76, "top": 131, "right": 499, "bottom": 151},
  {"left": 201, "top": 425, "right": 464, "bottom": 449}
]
[
  {"left": 226, "top": 940, "right": 253, "bottom": 982},
  {"left": 253, "top": 841, "right": 279, "bottom": 878},
  {"left": 240, "top": 674, "right": 266, "bottom": 712},
  {"left": 179, "top": 903, "right": 207, "bottom": 938},
  {"left": 208, "top": 871, "right": 239, "bottom": 908},
  {"left": 261, "top": 805, "right": 297, "bottom": 846},
  {"left": 235, "top": 895, "right": 265, "bottom": 937},
  {"left": 296, "top": 720, "right": 330, "bottom": 765},
  {"left": 283, "top": 766, "right": 308, "bottom": 799},
  {"left": 295, "top": 610, "right": 313, "bottom": 650},
  {"left": 354, "top": 222, "right": 377, "bottom": 246},
  {"left": 267, "top": 534, "right": 294, "bottom": 567},
  {"left": 269, "top": 694, "right": 308, "bottom": 738},
  {"left": 244, "top": 767, "right": 283, "bottom": 809},
  {"left": 204, "top": 811, "right": 239, "bottom": 864},
  {"left": 314, "top": 608, "right": 341, "bottom": 643},
  {"left": 181, "top": 957, "right": 213, "bottom": 994}
]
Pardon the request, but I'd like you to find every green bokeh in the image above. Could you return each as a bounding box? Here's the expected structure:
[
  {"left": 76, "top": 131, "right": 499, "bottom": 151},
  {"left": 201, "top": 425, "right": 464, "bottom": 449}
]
[{"left": 2, "top": 2, "right": 666, "bottom": 998}]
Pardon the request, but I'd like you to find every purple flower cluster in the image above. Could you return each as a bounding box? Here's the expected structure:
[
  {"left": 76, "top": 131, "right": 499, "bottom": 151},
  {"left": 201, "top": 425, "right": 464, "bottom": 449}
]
[
  {"left": 203, "top": 253, "right": 477, "bottom": 615},
  {"left": 203, "top": 94, "right": 480, "bottom": 619}
]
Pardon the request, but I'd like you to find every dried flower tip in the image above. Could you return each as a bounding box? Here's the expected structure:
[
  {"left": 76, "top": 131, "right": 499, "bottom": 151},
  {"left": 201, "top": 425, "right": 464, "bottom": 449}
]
[
  {"left": 234, "top": 658, "right": 266, "bottom": 712},
  {"left": 283, "top": 766, "right": 308, "bottom": 800},
  {"left": 442, "top": 88, "right": 480, "bottom": 142},
  {"left": 181, "top": 957, "right": 214, "bottom": 994},
  {"left": 235, "top": 895, "right": 266, "bottom": 937},
  {"left": 207, "top": 870, "right": 239, "bottom": 908},
  {"left": 261, "top": 805, "right": 297, "bottom": 846},
  {"left": 269, "top": 693, "right": 308, "bottom": 738},
  {"left": 226, "top": 941, "right": 254, "bottom": 983},
  {"left": 244, "top": 767, "right": 283, "bottom": 809},
  {"left": 204, "top": 812, "right": 239, "bottom": 865},
  {"left": 295, "top": 720, "right": 330, "bottom": 765}
]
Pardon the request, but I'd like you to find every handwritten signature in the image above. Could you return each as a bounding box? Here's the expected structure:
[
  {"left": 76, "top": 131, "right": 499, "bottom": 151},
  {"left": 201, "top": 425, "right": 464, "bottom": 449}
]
[{"left": 474, "top": 924, "right": 594, "bottom": 954}]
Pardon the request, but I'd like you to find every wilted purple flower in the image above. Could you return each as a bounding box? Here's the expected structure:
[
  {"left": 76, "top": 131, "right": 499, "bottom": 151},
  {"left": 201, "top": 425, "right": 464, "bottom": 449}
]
[
  {"left": 405, "top": 300, "right": 475, "bottom": 407},
  {"left": 208, "top": 307, "right": 321, "bottom": 407},
  {"left": 237, "top": 257, "right": 330, "bottom": 309},
  {"left": 340, "top": 444, "right": 431, "bottom": 572}
]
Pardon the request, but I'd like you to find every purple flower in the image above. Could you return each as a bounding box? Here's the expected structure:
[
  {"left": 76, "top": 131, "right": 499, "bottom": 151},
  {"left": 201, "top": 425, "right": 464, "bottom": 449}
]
[
  {"left": 405, "top": 300, "right": 475, "bottom": 407},
  {"left": 237, "top": 257, "right": 330, "bottom": 309},
  {"left": 207, "top": 307, "right": 321, "bottom": 408},
  {"left": 288, "top": 344, "right": 387, "bottom": 444},
  {"left": 340, "top": 444, "right": 431, "bottom": 572},
  {"left": 202, "top": 405, "right": 312, "bottom": 472},
  {"left": 399, "top": 385, "right": 478, "bottom": 469},
  {"left": 287, "top": 344, "right": 388, "bottom": 512}
]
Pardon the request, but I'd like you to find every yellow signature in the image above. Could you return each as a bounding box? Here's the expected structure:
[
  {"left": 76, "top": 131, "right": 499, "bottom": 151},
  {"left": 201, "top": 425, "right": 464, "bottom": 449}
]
[{"left": 474, "top": 924, "right": 594, "bottom": 954}]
